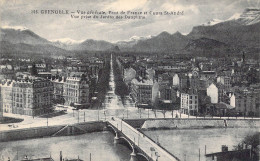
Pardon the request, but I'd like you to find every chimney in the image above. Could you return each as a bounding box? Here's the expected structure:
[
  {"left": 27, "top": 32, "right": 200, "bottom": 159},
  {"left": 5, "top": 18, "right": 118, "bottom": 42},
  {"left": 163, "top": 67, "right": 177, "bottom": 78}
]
[
  {"left": 60, "top": 151, "right": 62, "bottom": 161},
  {"left": 221, "top": 145, "right": 228, "bottom": 152}
]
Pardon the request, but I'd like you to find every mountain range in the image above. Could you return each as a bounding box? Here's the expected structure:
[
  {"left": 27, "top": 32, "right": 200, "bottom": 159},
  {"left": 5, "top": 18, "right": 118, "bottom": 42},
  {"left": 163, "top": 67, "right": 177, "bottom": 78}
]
[{"left": 0, "top": 8, "right": 259, "bottom": 55}]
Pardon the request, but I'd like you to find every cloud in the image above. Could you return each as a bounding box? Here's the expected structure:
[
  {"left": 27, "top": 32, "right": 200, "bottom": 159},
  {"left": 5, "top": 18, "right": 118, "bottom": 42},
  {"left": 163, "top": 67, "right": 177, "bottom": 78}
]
[
  {"left": 0, "top": 0, "right": 255, "bottom": 42},
  {"left": 161, "top": 2, "right": 199, "bottom": 14}
]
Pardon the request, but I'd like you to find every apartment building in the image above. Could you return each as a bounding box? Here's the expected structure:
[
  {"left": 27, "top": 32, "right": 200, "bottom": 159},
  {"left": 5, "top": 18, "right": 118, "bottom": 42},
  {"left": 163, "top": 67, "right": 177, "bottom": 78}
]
[
  {"left": 217, "top": 76, "right": 231, "bottom": 89},
  {"left": 130, "top": 78, "right": 158, "bottom": 106},
  {"left": 51, "top": 78, "right": 65, "bottom": 104},
  {"left": 230, "top": 92, "right": 257, "bottom": 116},
  {"left": 180, "top": 89, "right": 199, "bottom": 115},
  {"left": 207, "top": 83, "right": 219, "bottom": 104},
  {"left": 0, "top": 81, "right": 13, "bottom": 113},
  {"left": 63, "top": 76, "right": 89, "bottom": 108},
  {"left": 12, "top": 77, "right": 53, "bottom": 116}
]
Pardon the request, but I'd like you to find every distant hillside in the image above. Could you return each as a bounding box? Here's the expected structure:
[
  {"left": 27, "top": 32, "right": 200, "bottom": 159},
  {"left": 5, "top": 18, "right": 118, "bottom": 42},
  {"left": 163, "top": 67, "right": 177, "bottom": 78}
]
[
  {"left": 187, "top": 8, "right": 260, "bottom": 49},
  {"left": 132, "top": 31, "right": 190, "bottom": 53},
  {"left": 187, "top": 21, "right": 260, "bottom": 49},
  {"left": 125, "top": 8, "right": 260, "bottom": 53},
  {"left": 0, "top": 28, "right": 50, "bottom": 45},
  {"left": 73, "top": 39, "right": 115, "bottom": 51},
  {"left": 0, "top": 41, "right": 69, "bottom": 58},
  {"left": 52, "top": 39, "right": 115, "bottom": 51},
  {"left": 184, "top": 37, "right": 228, "bottom": 51}
]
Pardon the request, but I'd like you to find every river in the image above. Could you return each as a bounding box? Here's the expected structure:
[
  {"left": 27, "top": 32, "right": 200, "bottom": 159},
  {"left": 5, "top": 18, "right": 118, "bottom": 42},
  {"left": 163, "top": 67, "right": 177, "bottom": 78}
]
[
  {"left": 143, "top": 128, "right": 259, "bottom": 161},
  {"left": 0, "top": 131, "right": 132, "bottom": 161}
]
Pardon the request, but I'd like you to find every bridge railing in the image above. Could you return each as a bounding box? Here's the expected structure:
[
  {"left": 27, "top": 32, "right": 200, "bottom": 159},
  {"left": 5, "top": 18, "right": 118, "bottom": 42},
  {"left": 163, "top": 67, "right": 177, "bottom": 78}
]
[{"left": 110, "top": 118, "right": 180, "bottom": 161}]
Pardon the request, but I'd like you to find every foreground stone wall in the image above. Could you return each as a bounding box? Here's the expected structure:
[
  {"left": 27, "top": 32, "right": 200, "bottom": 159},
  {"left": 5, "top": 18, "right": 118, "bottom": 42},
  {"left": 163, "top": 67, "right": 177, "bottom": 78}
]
[
  {"left": 226, "top": 119, "right": 260, "bottom": 128},
  {"left": 137, "top": 118, "right": 260, "bottom": 130},
  {"left": 141, "top": 119, "right": 225, "bottom": 129}
]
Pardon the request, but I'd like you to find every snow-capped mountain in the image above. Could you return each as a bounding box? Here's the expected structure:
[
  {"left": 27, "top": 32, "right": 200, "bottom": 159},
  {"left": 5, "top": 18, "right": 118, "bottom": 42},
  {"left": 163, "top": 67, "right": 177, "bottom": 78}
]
[
  {"left": 128, "top": 35, "right": 153, "bottom": 41},
  {"left": 51, "top": 38, "right": 83, "bottom": 45},
  {"left": 202, "top": 8, "right": 260, "bottom": 26},
  {"left": 227, "top": 13, "right": 241, "bottom": 21},
  {"left": 188, "top": 8, "right": 260, "bottom": 50},
  {"left": 116, "top": 35, "right": 153, "bottom": 49},
  {"left": 228, "top": 8, "right": 260, "bottom": 25},
  {"left": 117, "top": 35, "right": 153, "bottom": 44},
  {"left": 1, "top": 25, "right": 29, "bottom": 31},
  {"left": 51, "top": 38, "right": 84, "bottom": 50},
  {"left": 202, "top": 19, "right": 223, "bottom": 26},
  {"left": 130, "top": 8, "right": 260, "bottom": 52},
  {"left": 51, "top": 38, "right": 114, "bottom": 51}
]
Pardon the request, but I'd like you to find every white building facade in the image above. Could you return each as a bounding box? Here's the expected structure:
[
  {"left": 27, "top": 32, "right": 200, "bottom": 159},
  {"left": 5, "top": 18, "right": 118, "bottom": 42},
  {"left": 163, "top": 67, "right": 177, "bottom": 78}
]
[
  {"left": 181, "top": 92, "right": 198, "bottom": 115},
  {"left": 207, "top": 83, "right": 219, "bottom": 104}
]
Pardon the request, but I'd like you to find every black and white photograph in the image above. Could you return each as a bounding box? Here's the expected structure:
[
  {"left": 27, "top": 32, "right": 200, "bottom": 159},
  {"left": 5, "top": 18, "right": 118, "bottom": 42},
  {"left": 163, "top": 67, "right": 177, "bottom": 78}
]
[{"left": 0, "top": 0, "right": 259, "bottom": 160}]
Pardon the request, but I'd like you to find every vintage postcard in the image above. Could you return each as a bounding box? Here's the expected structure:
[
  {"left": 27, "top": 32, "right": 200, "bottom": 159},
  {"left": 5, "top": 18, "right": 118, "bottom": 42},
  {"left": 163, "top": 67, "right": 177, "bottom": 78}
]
[{"left": 0, "top": 0, "right": 259, "bottom": 161}]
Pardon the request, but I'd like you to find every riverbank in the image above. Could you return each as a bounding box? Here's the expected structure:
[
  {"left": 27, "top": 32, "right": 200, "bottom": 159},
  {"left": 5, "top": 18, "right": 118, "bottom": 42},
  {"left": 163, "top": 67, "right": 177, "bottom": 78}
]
[
  {"left": 2, "top": 118, "right": 260, "bottom": 142},
  {"left": 143, "top": 128, "right": 259, "bottom": 161},
  {"left": 0, "top": 131, "right": 131, "bottom": 161},
  {"left": 140, "top": 118, "right": 260, "bottom": 130},
  {"left": 0, "top": 121, "right": 106, "bottom": 142}
]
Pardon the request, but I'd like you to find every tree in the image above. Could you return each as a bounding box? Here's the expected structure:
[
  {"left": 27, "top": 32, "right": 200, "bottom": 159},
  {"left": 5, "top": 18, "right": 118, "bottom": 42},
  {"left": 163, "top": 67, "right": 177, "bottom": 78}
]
[
  {"left": 247, "top": 68, "right": 259, "bottom": 84},
  {"left": 199, "top": 96, "right": 211, "bottom": 114},
  {"left": 242, "top": 132, "right": 260, "bottom": 150},
  {"left": 234, "top": 132, "right": 260, "bottom": 151}
]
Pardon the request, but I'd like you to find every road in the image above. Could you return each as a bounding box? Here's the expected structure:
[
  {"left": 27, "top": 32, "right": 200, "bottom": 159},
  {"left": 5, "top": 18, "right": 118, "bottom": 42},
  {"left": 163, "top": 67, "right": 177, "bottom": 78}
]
[
  {"left": 109, "top": 118, "right": 179, "bottom": 161},
  {"left": 0, "top": 54, "right": 253, "bottom": 131}
]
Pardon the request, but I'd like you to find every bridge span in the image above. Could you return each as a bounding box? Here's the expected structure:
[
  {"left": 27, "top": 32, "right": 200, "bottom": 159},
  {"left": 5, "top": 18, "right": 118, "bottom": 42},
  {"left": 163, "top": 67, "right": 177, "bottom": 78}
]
[{"left": 107, "top": 118, "right": 180, "bottom": 161}]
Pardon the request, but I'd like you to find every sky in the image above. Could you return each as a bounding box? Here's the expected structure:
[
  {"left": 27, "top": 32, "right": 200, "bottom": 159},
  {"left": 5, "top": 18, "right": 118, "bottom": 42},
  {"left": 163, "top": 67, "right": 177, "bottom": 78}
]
[{"left": 0, "top": 0, "right": 259, "bottom": 42}]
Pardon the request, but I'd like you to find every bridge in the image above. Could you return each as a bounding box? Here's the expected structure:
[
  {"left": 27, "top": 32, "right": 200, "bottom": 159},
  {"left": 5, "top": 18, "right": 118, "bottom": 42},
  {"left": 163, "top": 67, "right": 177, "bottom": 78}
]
[{"left": 107, "top": 118, "right": 180, "bottom": 161}]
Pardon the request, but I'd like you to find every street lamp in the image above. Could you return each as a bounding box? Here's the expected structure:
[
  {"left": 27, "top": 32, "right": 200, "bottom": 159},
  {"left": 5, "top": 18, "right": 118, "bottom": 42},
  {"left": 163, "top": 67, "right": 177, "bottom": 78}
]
[
  {"left": 47, "top": 116, "right": 48, "bottom": 127},
  {"left": 104, "top": 111, "right": 106, "bottom": 120},
  {"left": 97, "top": 100, "right": 100, "bottom": 121},
  {"left": 78, "top": 110, "right": 79, "bottom": 123},
  {"left": 138, "top": 132, "right": 140, "bottom": 146},
  {"left": 155, "top": 152, "right": 160, "bottom": 161},
  {"left": 150, "top": 147, "right": 155, "bottom": 158},
  {"left": 121, "top": 120, "right": 122, "bottom": 131}
]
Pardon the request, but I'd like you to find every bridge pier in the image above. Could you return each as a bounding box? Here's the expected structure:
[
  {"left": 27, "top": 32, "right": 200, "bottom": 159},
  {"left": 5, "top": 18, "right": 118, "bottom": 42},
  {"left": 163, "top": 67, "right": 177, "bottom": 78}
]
[
  {"left": 114, "top": 132, "right": 120, "bottom": 144},
  {"left": 103, "top": 125, "right": 109, "bottom": 131},
  {"left": 130, "top": 148, "right": 138, "bottom": 161}
]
